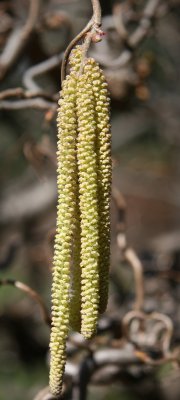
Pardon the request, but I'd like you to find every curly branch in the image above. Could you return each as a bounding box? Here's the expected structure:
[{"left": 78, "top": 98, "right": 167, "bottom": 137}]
[
  {"left": 112, "top": 187, "right": 144, "bottom": 311},
  {"left": 61, "top": 0, "right": 102, "bottom": 81},
  {"left": 0, "top": 0, "right": 40, "bottom": 79},
  {"left": 0, "top": 278, "right": 51, "bottom": 326}
]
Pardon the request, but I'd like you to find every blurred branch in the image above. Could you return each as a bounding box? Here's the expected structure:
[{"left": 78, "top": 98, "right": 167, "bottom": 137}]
[
  {"left": 0, "top": 97, "right": 56, "bottom": 110},
  {"left": 33, "top": 386, "right": 55, "bottom": 400},
  {"left": 0, "top": 87, "right": 25, "bottom": 100},
  {"left": 0, "top": 53, "right": 64, "bottom": 109},
  {"left": 129, "top": 0, "right": 160, "bottom": 47},
  {"left": 71, "top": 352, "right": 95, "bottom": 400},
  {"left": 23, "top": 53, "right": 64, "bottom": 93},
  {"left": 0, "top": 0, "right": 163, "bottom": 109},
  {"left": 95, "top": 0, "right": 161, "bottom": 68},
  {"left": 0, "top": 0, "right": 41, "bottom": 79},
  {"left": 112, "top": 186, "right": 144, "bottom": 310},
  {"left": 112, "top": 3, "right": 128, "bottom": 41},
  {"left": 65, "top": 344, "right": 178, "bottom": 382},
  {"left": 0, "top": 278, "right": 51, "bottom": 326},
  {"left": 122, "top": 309, "right": 173, "bottom": 358},
  {"left": 0, "top": 87, "right": 57, "bottom": 101},
  {"left": 124, "top": 248, "right": 144, "bottom": 310}
]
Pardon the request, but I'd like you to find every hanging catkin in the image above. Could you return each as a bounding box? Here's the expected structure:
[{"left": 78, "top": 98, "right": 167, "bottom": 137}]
[
  {"left": 84, "top": 59, "right": 111, "bottom": 314},
  {"left": 49, "top": 45, "right": 111, "bottom": 397},
  {"left": 76, "top": 72, "right": 100, "bottom": 338},
  {"left": 49, "top": 73, "right": 78, "bottom": 396},
  {"left": 70, "top": 50, "right": 111, "bottom": 315}
]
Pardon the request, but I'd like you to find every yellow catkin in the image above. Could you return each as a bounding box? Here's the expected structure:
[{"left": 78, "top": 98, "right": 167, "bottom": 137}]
[
  {"left": 49, "top": 73, "right": 78, "bottom": 397},
  {"left": 84, "top": 59, "right": 111, "bottom": 314},
  {"left": 70, "top": 47, "right": 111, "bottom": 315},
  {"left": 69, "top": 45, "right": 83, "bottom": 72},
  {"left": 68, "top": 46, "right": 82, "bottom": 331},
  {"left": 76, "top": 72, "right": 100, "bottom": 339},
  {"left": 67, "top": 46, "right": 85, "bottom": 333},
  {"left": 50, "top": 44, "right": 112, "bottom": 395}
]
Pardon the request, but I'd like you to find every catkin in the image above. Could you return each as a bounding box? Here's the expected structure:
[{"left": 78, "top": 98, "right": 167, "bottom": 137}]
[
  {"left": 50, "top": 44, "right": 111, "bottom": 396},
  {"left": 84, "top": 59, "right": 111, "bottom": 314},
  {"left": 76, "top": 73, "right": 100, "bottom": 338},
  {"left": 49, "top": 73, "right": 78, "bottom": 396},
  {"left": 71, "top": 50, "right": 111, "bottom": 315}
]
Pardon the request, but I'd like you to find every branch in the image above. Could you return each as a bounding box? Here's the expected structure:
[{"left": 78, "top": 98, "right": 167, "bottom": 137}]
[
  {"left": 0, "top": 87, "right": 57, "bottom": 102},
  {"left": 0, "top": 0, "right": 41, "bottom": 79},
  {"left": 91, "top": 0, "right": 101, "bottom": 26},
  {"left": 112, "top": 186, "right": 144, "bottom": 311},
  {"left": 23, "top": 53, "right": 64, "bottom": 93},
  {"left": 0, "top": 97, "right": 56, "bottom": 110},
  {"left": 33, "top": 386, "right": 55, "bottom": 400},
  {"left": 123, "top": 248, "right": 144, "bottom": 311},
  {"left": 61, "top": 19, "right": 93, "bottom": 82},
  {"left": 93, "top": 0, "right": 161, "bottom": 69},
  {"left": 0, "top": 52, "right": 64, "bottom": 108},
  {"left": 129, "top": 0, "right": 161, "bottom": 48},
  {"left": 61, "top": 0, "right": 103, "bottom": 81},
  {"left": 122, "top": 310, "right": 173, "bottom": 355},
  {"left": 0, "top": 278, "right": 51, "bottom": 326}
]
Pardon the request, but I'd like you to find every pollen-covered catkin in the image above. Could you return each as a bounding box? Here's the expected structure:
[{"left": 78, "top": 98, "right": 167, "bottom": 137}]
[
  {"left": 69, "top": 45, "right": 82, "bottom": 73},
  {"left": 50, "top": 44, "right": 112, "bottom": 396},
  {"left": 76, "top": 73, "right": 100, "bottom": 339},
  {"left": 70, "top": 50, "right": 111, "bottom": 315},
  {"left": 49, "top": 73, "right": 78, "bottom": 397},
  {"left": 84, "top": 59, "right": 111, "bottom": 314}
]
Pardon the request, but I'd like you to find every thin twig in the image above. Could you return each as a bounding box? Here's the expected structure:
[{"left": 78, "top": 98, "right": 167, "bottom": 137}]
[
  {"left": 61, "top": 0, "right": 103, "bottom": 81},
  {"left": 150, "top": 312, "right": 173, "bottom": 354},
  {"left": 33, "top": 386, "right": 55, "bottom": 400},
  {"left": 0, "top": 0, "right": 40, "bottom": 79},
  {"left": 61, "top": 19, "right": 93, "bottom": 82},
  {"left": 23, "top": 53, "right": 64, "bottom": 93},
  {"left": 124, "top": 248, "right": 144, "bottom": 310},
  {"left": 122, "top": 309, "right": 173, "bottom": 355},
  {"left": 0, "top": 87, "right": 57, "bottom": 101},
  {"left": 0, "top": 278, "right": 51, "bottom": 326},
  {"left": 129, "top": 0, "right": 160, "bottom": 48},
  {"left": 93, "top": 0, "right": 161, "bottom": 69},
  {"left": 0, "top": 87, "right": 25, "bottom": 100},
  {"left": 112, "top": 3, "right": 128, "bottom": 41},
  {"left": 0, "top": 52, "right": 64, "bottom": 105},
  {"left": 112, "top": 186, "right": 144, "bottom": 310},
  {"left": 0, "top": 98, "right": 56, "bottom": 110},
  {"left": 91, "top": 0, "right": 102, "bottom": 26}
]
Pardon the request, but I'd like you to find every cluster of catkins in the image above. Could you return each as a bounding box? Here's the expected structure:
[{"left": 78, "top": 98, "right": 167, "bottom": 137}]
[{"left": 49, "top": 45, "right": 112, "bottom": 397}]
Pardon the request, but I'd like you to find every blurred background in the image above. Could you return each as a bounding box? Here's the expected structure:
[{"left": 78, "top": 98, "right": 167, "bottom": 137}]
[{"left": 0, "top": 0, "right": 180, "bottom": 399}]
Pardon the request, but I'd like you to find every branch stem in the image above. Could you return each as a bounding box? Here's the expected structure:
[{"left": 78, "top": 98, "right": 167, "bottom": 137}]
[{"left": 61, "top": 0, "right": 102, "bottom": 82}]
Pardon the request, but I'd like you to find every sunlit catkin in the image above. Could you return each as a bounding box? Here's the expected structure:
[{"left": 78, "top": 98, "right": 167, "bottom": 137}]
[
  {"left": 76, "top": 73, "right": 100, "bottom": 338},
  {"left": 69, "top": 45, "right": 82, "bottom": 72},
  {"left": 70, "top": 49, "right": 111, "bottom": 316},
  {"left": 84, "top": 59, "right": 111, "bottom": 314},
  {"left": 49, "top": 73, "right": 78, "bottom": 397},
  {"left": 49, "top": 44, "right": 112, "bottom": 396}
]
